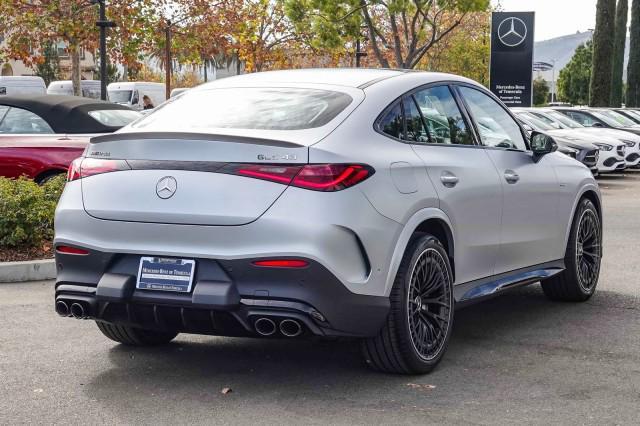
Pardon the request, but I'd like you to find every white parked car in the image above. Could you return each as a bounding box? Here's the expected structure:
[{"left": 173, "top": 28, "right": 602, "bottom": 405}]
[{"left": 526, "top": 108, "right": 633, "bottom": 171}]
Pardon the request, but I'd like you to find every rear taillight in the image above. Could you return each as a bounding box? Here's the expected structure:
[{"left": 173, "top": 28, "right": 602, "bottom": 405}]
[
  {"left": 291, "top": 164, "right": 374, "bottom": 191},
  {"left": 67, "top": 158, "right": 131, "bottom": 182},
  {"left": 220, "top": 163, "right": 302, "bottom": 185},
  {"left": 224, "top": 163, "right": 374, "bottom": 191}
]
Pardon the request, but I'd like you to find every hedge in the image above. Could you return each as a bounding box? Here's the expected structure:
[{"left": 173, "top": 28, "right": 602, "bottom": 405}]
[{"left": 0, "top": 176, "right": 66, "bottom": 248}]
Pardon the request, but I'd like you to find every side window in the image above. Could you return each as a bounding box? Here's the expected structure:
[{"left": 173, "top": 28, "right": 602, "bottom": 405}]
[
  {"left": 458, "top": 86, "right": 527, "bottom": 150},
  {"left": 0, "top": 107, "right": 54, "bottom": 134},
  {"left": 413, "top": 85, "right": 474, "bottom": 145},
  {"left": 567, "top": 111, "right": 595, "bottom": 127},
  {"left": 378, "top": 101, "right": 404, "bottom": 139},
  {"left": 402, "top": 96, "right": 429, "bottom": 143}
]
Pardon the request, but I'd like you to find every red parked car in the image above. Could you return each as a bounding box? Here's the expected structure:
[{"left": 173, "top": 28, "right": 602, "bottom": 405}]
[{"left": 0, "top": 95, "right": 141, "bottom": 182}]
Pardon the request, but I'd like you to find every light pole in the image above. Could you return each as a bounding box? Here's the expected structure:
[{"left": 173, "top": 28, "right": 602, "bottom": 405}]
[{"left": 94, "top": 0, "right": 115, "bottom": 101}]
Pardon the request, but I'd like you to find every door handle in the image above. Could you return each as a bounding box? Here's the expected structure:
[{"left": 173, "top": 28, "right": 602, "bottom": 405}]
[
  {"left": 504, "top": 170, "right": 520, "bottom": 184},
  {"left": 440, "top": 171, "right": 459, "bottom": 187}
]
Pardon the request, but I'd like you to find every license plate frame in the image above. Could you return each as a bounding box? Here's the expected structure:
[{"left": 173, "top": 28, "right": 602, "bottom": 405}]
[{"left": 136, "top": 257, "right": 196, "bottom": 293}]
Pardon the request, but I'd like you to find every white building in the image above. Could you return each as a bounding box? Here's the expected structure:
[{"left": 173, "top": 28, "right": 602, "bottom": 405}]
[{"left": 0, "top": 37, "right": 96, "bottom": 79}]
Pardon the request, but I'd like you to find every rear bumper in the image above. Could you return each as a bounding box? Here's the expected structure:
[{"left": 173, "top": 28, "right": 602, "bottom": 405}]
[{"left": 54, "top": 249, "right": 389, "bottom": 338}]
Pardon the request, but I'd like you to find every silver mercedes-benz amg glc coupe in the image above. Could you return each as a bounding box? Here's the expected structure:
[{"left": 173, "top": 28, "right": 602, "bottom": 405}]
[{"left": 54, "top": 69, "right": 602, "bottom": 374}]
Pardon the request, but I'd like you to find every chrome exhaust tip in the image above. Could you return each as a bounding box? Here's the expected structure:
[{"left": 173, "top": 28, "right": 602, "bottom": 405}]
[
  {"left": 279, "top": 319, "right": 302, "bottom": 337},
  {"left": 70, "top": 302, "right": 86, "bottom": 319},
  {"left": 55, "top": 300, "right": 69, "bottom": 317},
  {"left": 254, "top": 317, "right": 276, "bottom": 336}
]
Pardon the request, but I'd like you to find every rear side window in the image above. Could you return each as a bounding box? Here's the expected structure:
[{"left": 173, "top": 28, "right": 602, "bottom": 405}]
[
  {"left": 131, "top": 88, "right": 353, "bottom": 131},
  {"left": 413, "top": 85, "right": 474, "bottom": 145},
  {"left": 378, "top": 101, "right": 404, "bottom": 139},
  {"left": 0, "top": 107, "right": 53, "bottom": 134},
  {"left": 403, "top": 97, "right": 430, "bottom": 143}
]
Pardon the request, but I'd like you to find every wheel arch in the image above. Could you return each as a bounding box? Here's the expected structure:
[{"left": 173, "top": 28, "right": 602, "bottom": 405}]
[
  {"left": 384, "top": 208, "right": 455, "bottom": 296},
  {"left": 563, "top": 184, "right": 602, "bottom": 249},
  {"left": 34, "top": 168, "right": 66, "bottom": 184}
]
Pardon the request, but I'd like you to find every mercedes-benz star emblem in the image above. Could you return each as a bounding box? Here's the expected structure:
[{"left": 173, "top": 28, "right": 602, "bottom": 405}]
[
  {"left": 156, "top": 176, "right": 177, "bottom": 199},
  {"left": 497, "top": 17, "right": 527, "bottom": 47}
]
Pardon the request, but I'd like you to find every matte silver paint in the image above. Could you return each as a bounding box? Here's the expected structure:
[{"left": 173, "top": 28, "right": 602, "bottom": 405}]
[{"left": 55, "top": 69, "right": 600, "bottom": 300}]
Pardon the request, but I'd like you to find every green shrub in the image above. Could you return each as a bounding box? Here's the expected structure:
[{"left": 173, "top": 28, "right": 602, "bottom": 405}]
[{"left": 0, "top": 175, "right": 66, "bottom": 248}]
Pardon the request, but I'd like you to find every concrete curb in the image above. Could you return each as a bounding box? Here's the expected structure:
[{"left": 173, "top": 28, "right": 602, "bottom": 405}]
[{"left": 0, "top": 259, "right": 56, "bottom": 283}]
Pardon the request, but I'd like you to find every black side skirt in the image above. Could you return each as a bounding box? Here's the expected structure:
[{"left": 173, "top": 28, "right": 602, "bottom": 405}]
[{"left": 453, "top": 260, "right": 565, "bottom": 307}]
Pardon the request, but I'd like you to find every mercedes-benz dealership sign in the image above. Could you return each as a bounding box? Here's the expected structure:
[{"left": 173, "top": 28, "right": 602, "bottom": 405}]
[{"left": 490, "top": 12, "right": 535, "bottom": 107}]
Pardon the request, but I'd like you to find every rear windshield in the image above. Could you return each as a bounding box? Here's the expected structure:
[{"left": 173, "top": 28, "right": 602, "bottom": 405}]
[
  {"left": 88, "top": 109, "right": 142, "bottom": 127},
  {"left": 130, "top": 88, "right": 353, "bottom": 131}
]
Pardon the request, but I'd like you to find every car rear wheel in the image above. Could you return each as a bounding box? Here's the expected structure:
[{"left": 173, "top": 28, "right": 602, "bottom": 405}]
[
  {"left": 362, "top": 234, "right": 454, "bottom": 374},
  {"left": 541, "top": 198, "right": 601, "bottom": 302},
  {"left": 96, "top": 321, "right": 178, "bottom": 346}
]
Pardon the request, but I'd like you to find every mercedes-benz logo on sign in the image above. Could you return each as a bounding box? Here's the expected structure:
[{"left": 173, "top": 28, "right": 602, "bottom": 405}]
[
  {"left": 156, "top": 176, "right": 177, "bottom": 199},
  {"left": 497, "top": 17, "right": 527, "bottom": 47}
]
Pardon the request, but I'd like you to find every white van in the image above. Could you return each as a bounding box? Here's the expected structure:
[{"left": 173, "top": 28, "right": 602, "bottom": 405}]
[
  {"left": 107, "top": 82, "right": 166, "bottom": 110},
  {"left": 0, "top": 76, "right": 46, "bottom": 96},
  {"left": 47, "top": 80, "right": 102, "bottom": 99}
]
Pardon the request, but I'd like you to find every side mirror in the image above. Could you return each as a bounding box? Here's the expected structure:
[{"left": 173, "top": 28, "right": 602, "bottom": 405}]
[
  {"left": 530, "top": 131, "right": 558, "bottom": 162},
  {"left": 592, "top": 122, "right": 604, "bottom": 128}
]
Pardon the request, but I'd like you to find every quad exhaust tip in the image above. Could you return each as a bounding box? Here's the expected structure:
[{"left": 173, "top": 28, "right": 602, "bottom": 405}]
[
  {"left": 254, "top": 318, "right": 277, "bottom": 336},
  {"left": 279, "top": 319, "right": 302, "bottom": 337},
  {"left": 55, "top": 301, "right": 70, "bottom": 317},
  {"left": 70, "top": 302, "right": 87, "bottom": 319}
]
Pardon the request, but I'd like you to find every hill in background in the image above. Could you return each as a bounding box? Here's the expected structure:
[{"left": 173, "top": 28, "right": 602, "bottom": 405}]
[{"left": 533, "top": 30, "right": 630, "bottom": 84}]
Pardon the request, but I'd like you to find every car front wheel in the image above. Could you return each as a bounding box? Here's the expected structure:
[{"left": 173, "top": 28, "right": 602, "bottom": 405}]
[{"left": 362, "top": 234, "right": 454, "bottom": 374}]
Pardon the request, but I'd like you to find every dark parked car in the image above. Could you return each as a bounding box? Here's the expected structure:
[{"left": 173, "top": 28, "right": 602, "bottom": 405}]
[{"left": 0, "top": 95, "right": 140, "bottom": 182}]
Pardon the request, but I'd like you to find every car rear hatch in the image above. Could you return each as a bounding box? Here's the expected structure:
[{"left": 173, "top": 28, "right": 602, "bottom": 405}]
[
  {"left": 78, "top": 84, "right": 365, "bottom": 226},
  {"left": 79, "top": 132, "right": 309, "bottom": 226}
]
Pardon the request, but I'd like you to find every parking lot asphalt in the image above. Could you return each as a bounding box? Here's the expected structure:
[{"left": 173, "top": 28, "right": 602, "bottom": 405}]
[{"left": 1, "top": 171, "right": 639, "bottom": 425}]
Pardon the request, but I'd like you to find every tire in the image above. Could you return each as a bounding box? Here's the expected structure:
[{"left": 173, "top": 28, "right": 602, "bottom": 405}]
[
  {"left": 541, "top": 198, "right": 602, "bottom": 302},
  {"left": 96, "top": 321, "right": 178, "bottom": 346},
  {"left": 36, "top": 171, "right": 64, "bottom": 185},
  {"left": 362, "top": 234, "right": 454, "bottom": 374}
]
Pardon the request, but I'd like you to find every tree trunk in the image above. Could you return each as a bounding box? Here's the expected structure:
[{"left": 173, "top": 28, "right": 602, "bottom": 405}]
[
  {"left": 70, "top": 42, "right": 81, "bottom": 96},
  {"left": 628, "top": 0, "right": 640, "bottom": 106},
  {"left": 611, "top": 0, "right": 628, "bottom": 106},
  {"left": 123, "top": 64, "right": 128, "bottom": 82},
  {"left": 590, "top": 0, "right": 617, "bottom": 106}
]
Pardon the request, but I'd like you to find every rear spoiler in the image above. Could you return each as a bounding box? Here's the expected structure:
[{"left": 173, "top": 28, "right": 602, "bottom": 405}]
[{"left": 90, "top": 131, "right": 304, "bottom": 149}]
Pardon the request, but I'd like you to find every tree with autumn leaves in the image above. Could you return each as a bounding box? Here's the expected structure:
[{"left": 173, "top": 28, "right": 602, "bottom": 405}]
[
  {"left": 0, "top": 0, "right": 161, "bottom": 95},
  {"left": 1, "top": 0, "right": 492, "bottom": 93}
]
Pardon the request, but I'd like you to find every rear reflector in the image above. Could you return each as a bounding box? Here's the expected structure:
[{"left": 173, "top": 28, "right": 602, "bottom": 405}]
[
  {"left": 67, "top": 158, "right": 131, "bottom": 182},
  {"left": 56, "top": 245, "right": 89, "bottom": 255},
  {"left": 252, "top": 259, "right": 309, "bottom": 268}
]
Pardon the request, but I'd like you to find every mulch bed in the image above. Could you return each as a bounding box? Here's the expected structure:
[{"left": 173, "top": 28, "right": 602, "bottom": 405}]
[{"left": 0, "top": 241, "right": 54, "bottom": 262}]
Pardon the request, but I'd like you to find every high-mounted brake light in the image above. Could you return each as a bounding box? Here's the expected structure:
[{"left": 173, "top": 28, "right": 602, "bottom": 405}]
[
  {"left": 252, "top": 259, "right": 309, "bottom": 268},
  {"left": 67, "top": 158, "right": 131, "bottom": 182},
  {"left": 224, "top": 163, "right": 374, "bottom": 191},
  {"left": 56, "top": 245, "right": 89, "bottom": 255}
]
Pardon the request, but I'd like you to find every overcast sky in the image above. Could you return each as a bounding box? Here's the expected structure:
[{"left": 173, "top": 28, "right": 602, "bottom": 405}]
[{"left": 492, "top": 0, "right": 602, "bottom": 41}]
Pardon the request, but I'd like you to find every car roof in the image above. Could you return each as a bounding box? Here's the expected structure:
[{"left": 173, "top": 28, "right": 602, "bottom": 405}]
[
  {"left": 0, "top": 95, "right": 134, "bottom": 133},
  {"left": 198, "top": 68, "right": 406, "bottom": 89}
]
